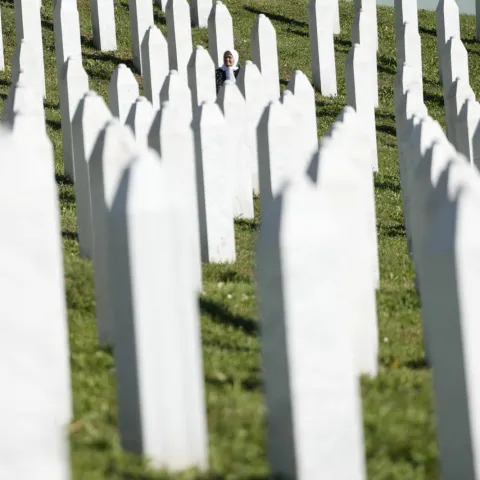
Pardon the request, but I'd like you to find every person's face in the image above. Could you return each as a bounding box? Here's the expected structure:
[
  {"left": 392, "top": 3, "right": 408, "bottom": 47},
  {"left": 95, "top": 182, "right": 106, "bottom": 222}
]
[{"left": 224, "top": 52, "right": 234, "bottom": 67}]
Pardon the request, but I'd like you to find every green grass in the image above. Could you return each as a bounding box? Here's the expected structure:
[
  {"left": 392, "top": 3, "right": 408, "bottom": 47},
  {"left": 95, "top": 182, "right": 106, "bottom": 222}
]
[{"left": 1, "top": 0, "right": 479, "bottom": 477}]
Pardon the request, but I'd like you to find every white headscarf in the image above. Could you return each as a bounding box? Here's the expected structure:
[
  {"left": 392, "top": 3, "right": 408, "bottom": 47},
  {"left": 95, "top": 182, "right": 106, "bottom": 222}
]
[{"left": 220, "top": 49, "right": 239, "bottom": 83}]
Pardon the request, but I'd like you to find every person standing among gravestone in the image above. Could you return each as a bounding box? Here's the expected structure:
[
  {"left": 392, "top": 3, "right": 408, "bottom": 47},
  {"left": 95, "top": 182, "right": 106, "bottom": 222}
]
[{"left": 216, "top": 49, "right": 241, "bottom": 93}]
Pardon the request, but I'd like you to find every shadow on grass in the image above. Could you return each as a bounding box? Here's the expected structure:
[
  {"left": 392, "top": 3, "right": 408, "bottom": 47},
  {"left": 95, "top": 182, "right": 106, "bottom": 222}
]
[
  {"left": 200, "top": 298, "right": 258, "bottom": 336},
  {"left": 379, "top": 224, "right": 406, "bottom": 238},
  {"left": 56, "top": 173, "right": 74, "bottom": 186},
  {"left": 424, "top": 90, "right": 444, "bottom": 108},
  {"left": 375, "top": 179, "right": 401, "bottom": 193},
  {"left": 62, "top": 231, "right": 78, "bottom": 241},
  {"left": 206, "top": 374, "right": 262, "bottom": 391},
  {"left": 377, "top": 123, "right": 397, "bottom": 137},
  {"left": 243, "top": 5, "right": 307, "bottom": 28},
  {"left": 83, "top": 50, "right": 139, "bottom": 76},
  {"left": 213, "top": 269, "right": 253, "bottom": 284},
  {"left": 235, "top": 218, "right": 259, "bottom": 231},
  {"left": 405, "top": 358, "right": 429, "bottom": 370},
  {"left": 47, "top": 118, "right": 62, "bottom": 131},
  {"left": 419, "top": 26, "right": 436, "bottom": 37}
]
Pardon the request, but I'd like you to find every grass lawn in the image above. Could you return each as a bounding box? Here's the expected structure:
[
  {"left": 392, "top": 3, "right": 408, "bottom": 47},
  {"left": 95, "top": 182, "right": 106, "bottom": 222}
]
[{"left": 1, "top": 0, "right": 479, "bottom": 477}]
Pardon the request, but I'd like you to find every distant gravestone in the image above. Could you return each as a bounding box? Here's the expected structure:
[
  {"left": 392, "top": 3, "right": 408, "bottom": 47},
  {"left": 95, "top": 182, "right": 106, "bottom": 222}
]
[
  {"left": 72, "top": 91, "right": 112, "bottom": 259},
  {"left": 218, "top": 80, "right": 255, "bottom": 219},
  {"left": 286, "top": 70, "right": 319, "bottom": 168},
  {"left": 160, "top": 70, "right": 193, "bottom": 123},
  {"left": 444, "top": 77, "right": 475, "bottom": 148},
  {"left": 127, "top": 0, "right": 154, "bottom": 74},
  {"left": 208, "top": 1, "right": 234, "bottom": 68},
  {"left": 457, "top": 98, "right": 480, "bottom": 167},
  {"left": 187, "top": 46, "right": 216, "bottom": 112},
  {"left": 141, "top": 26, "right": 169, "bottom": 110},
  {"left": 333, "top": 0, "right": 341, "bottom": 33},
  {"left": 90, "top": 120, "right": 137, "bottom": 346},
  {"left": 257, "top": 101, "right": 296, "bottom": 209},
  {"left": 345, "top": 44, "right": 378, "bottom": 172},
  {"left": 107, "top": 148, "right": 209, "bottom": 471},
  {"left": 436, "top": 0, "right": 460, "bottom": 84},
  {"left": 308, "top": 0, "right": 337, "bottom": 97},
  {"left": 14, "top": 0, "right": 45, "bottom": 97},
  {"left": 148, "top": 101, "right": 202, "bottom": 289},
  {"left": 394, "top": 62, "right": 420, "bottom": 139},
  {"left": 352, "top": 8, "right": 378, "bottom": 108},
  {"left": 397, "top": 22, "right": 423, "bottom": 95},
  {"left": 354, "top": 0, "right": 378, "bottom": 51},
  {"left": 166, "top": 0, "right": 193, "bottom": 78},
  {"left": 421, "top": 161, "right": 480, "bottom": 480},
  {"left": 190, "top": 0, "right": 211, "bottom": 27},
  {"left": 308, "top": 136, "right": 378, "bottom": 377},
  {"left": 59, "top": 55, "right": 89, "bottom": 180},
  {"left": 11, "top": 40, "right": 38, "bottom": 96},
  {"left": 108, "top": 64, "right": 140, "bottom": 124},
  {"left": 2, "top": 72, "right": 45, "bottom": 131},
  {"left": 236, "top": 60, "right": 271, "bottom": 194},
  {"left": 442, "top": 36, "right": 470, "bottom": 100},
  {"left": 257, "top": 175, "right": 367, "bottom": 480},
  {"left": 0, "top": 128, "right": 72, "bottom": 478},
  {"left": 90, "top": 0, "right": 117, "bottom": 51},
  {"left": 251, "top": 14, "right": 280, "bottom": 101},
  {"left": 125, "top": 97, "right": 156, "bottom": 150},
  {"left": 54, "top": 0, "right": 82, "bottom": 83},
  {"left": 192, "top": 101, "right": 236, "bottom": 263},
  {"left": 394, "top": 0, "right": 419, "bottom": 54}
]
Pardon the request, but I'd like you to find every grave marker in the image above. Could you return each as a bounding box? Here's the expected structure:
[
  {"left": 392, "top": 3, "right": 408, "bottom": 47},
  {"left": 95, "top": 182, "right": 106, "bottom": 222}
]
[
  {"left": 141, "top": 25, "right": 169, "bottom": 110},
  {"left": 127, "top": 0, "right": 154, "bottom": 74},
  {"left": 108, "top": 148, "right": 209, "bottom": 471},
  {"left": 190, "top": 0, "right": 211, "bottom": 27},
  {"left": 160, "top": 69, "right": 193, "bottom": 123},
  {"left": 218, "top": 80, "right": 255, "bottom": 219},
  {"left": 208, "top": 1, "right": 234, "bottom": 68},
  {"left": 187, "top": 46, "right": 216, "bottom": 112},
  {"left": 251, "top": 14, "right": 280, "bottom": 101},
  {"left": 125, "top": 96, "right": 156, "bottom": 150},
  {"left": 457, "top": 98, "right": 480, "bottom": 167},
  {"left": 166, "top": 0, "right": 193, "bottom": 78},
  {"left": 108, "top": 64, "right": 140, "bottom": 124},
  {"left": 72, "top": 91, "right": 112, "bottom": 259},
  {"left": 90, "top": 0, "right": 117, "bottom": 51},
  {"left": 436, "top": 0, "right": 460, "bottom": 84},
  {"left": 308, "top": 0, "right": 337, "bottom": 97},
  {"left": 192, "top": 101, "right": 236, "bottom": 263}
]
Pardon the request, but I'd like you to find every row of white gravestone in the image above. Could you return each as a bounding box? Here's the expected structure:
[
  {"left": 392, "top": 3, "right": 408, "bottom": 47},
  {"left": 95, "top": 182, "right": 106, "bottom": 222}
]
[
  {"left": 394, "top": 71, "right": 480, "bottom": 478},
  {"left": 257, "top": 106, "right": 380, "bottom": 480}
]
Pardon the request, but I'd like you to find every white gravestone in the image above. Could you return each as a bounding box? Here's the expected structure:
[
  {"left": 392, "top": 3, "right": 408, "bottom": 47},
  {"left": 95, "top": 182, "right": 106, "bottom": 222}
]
[
  {"left": 89, "top": 120, "right": 137, "bottom": 347},
  {"left": 148, "top": 101, "right": 202, "bottom": 290},
  {"left": 445, "top": 78, "right": 475, "bottom": 149},
  {"left": 2, "top": 73, "right": 45, "bottom": 131},
  {"left": 394, "top": 0, "right": 419, "bottom": 57},
  {"left": 59, "top": 56, "right": 89, "bottom": 180},
  {"left": 308, "top": 137, "right": 378, "bottom": 377},
  {"left": 237, "top": 61, "right": 271, "bottom": 194},
  {"left": 0, "top": 128, "right": 72, "bottom": 479},
  {"left": 394, "top": 62, "right": 420, "bottom": 138},
  {"left": 141, "top": 25, "right": 169, "bottom": 110},
  {"left": 442, "top": 36, "right": 470, "bottom": 100},
  {"left": 107, "top": 148, "right": 209, "bottom": 471},
  {"left": 328, "top": 107, "right": 380, "bottom": 289},
  {"left": 90, "top": 0, "right": 117, "bottom": 51},
  {"left": 436, "top": 0, "right": 460, "bottom": 84},
  {"left": 257, "top": 175, "right": 367, "bottom": 480},
  {"left": 421, "top": 163, "right": 480, "bottom": 480},
  {"left": 108, "top": 64, "right": 140, "bottom": 124},
  {"left": 286, "top": 70, "right": 319, "bottom": 168},
  {"left": 397, "top": 22, "right": 423, "bottom": 96},
  {"left": 345, "top": 44, "right": 378, "bottom": 172},
  {"left": 187, "top": 46, "right": 216, "bottom": 113},
  {"left": 217, "top": 80, "right": 255, "bottom": 219},
  {"left": 54, "top": 0, "right": 82, "bottom": 83},
  {"left": 156, "top": 0, "right": 167, "bottom": 10},
  {"left": 166, "top": 0, "right": 193, "bottom": 78},
  {"left": 354, "top": 0, "right": 378, "bottom": 51},
  {"left": 192, "top": 101, "right": 236, "bottom": 263},
  {"left": 333, "top": 0, "right": 340, "bottom": 33},
  {"left": 308, "top": 0, "right": 337, "bottom": 97},
  {"left": 160, "top": 69, "right": 193, "bottom": 123},
  {"left": 281, "top": 90, "right": 305, "bottom": 170},
  {"left": 208, "top": 1, "right": 234, "bottom": 68},
  {"left": 257, "top": 101, "right": 296, "bottom": 210},
  {"left": 14, "top": 0, "right": 45, "bottom": 97},
  {"left": 72, "top": 91, "right": 112, "bottom": 259},
  {"left": 190, "top": 0, "right": 211, "bottom": 28},
  {"left": 125, "top": 96, "right": 155, "bottom": 150},
  {"left": 11, "top": 40, "right": 38, "bottom": 96},
  {"left": 127, "top": 0, "right": 154, "bottom": 74},
  {"left": 458, "top": 98, "right": 480, "bottom": 168},
  {"left": 251, "top": 14, "right": 281, "bottom": 101},
  {"left": 352, "top": 8, "right": 379, "bottom": 108}
]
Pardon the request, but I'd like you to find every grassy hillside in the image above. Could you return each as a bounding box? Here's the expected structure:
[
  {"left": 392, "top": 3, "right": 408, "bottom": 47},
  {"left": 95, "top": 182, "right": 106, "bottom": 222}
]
[{"left": 1, "top": 0, "right": 479, "bottom": 477}]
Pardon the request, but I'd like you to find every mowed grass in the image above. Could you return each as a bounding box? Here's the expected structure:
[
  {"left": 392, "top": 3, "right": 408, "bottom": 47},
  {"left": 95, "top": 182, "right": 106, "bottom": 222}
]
[{"left": 0, "top": 0, "right": 479, "bottom": 477}]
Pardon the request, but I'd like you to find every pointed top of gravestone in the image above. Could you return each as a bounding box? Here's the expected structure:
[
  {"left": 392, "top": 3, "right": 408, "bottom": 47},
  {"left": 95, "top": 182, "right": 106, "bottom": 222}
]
[
  {"left": 160, "top": 69, "right": 191, "bottom": 102},
  {"left": 407, "top": 116, "right": 445, "bottom": 162},
  {"left": 195, "top": 101, "right": 227, "bottom": 129},
  {"left": 459, "top": 97, "right": 480, "bottom": 124},
  {"left": 195, "top": 45, "right": 205, "bottom": 51},
  {"left": 286, "top": 70, "right": 314, "bottom": 98}
]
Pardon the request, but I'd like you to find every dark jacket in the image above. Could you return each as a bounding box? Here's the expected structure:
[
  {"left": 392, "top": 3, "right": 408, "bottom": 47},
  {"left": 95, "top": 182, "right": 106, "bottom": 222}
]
[{"left": 215, "top": 66, "right": 241, "bottom": 94}]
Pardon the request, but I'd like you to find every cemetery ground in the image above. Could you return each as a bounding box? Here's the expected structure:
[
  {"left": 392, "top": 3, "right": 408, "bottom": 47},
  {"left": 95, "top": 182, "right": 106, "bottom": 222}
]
[{"left": 2, "top": 0, "right": 479, "bottom": 478}]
